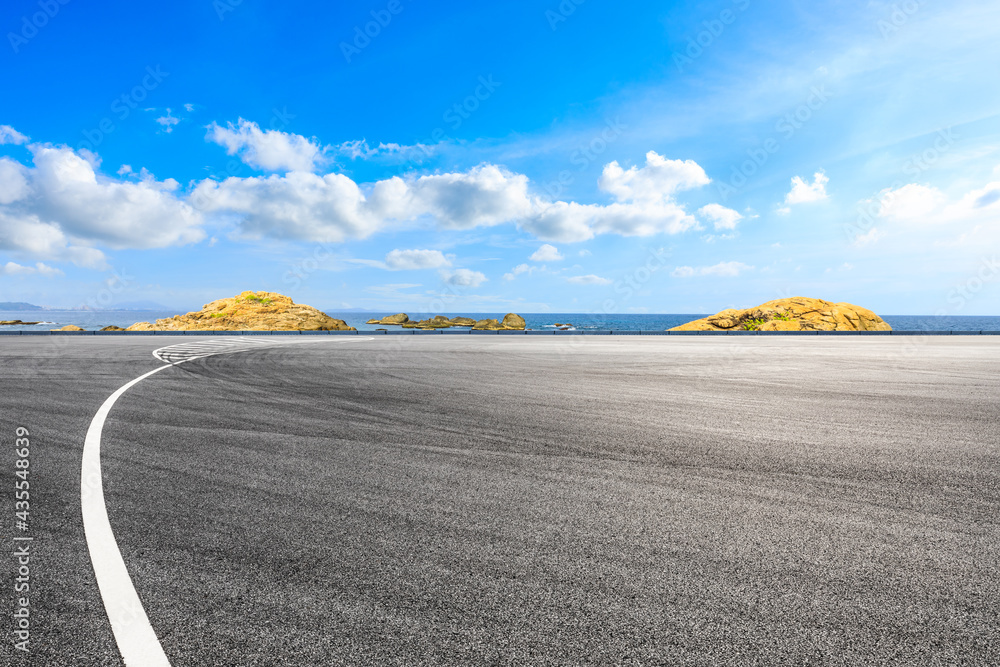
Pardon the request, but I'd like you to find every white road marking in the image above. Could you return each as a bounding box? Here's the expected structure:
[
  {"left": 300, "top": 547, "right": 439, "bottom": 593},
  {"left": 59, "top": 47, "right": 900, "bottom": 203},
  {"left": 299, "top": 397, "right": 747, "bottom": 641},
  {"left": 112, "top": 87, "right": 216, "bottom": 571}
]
[
  {"left": 82, "top": 363, "right": 178, "bottom": 667},
  {"left": 151, "top": 336, "right": 316, "bottom": 363},
  {"left": 82, "top": 337, "right": 371, "bottom": 665}
]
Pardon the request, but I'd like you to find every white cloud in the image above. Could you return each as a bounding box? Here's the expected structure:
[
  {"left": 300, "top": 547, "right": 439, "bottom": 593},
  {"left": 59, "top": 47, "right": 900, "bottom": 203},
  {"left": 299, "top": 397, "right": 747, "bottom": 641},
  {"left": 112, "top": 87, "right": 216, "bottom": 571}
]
[
  {"left": 0, "top": 139, "right": 202, "bottom": 268},
  {"left": 0, "top": 261, "right": 62, "bottom": 277},
  {"left": 440, "top": 268, "right": 487, "bottom": 288},
  {"left": 521, "top": 151, "right": 709, "bottom": 242},
  {"left": 193, "top": 149, "right": 717, "bottom": 245},
  {"left": 156, "top": 109, "right": 180, "bottom": 133},
  {"left": 874, "top": 183, "right": 947, "bottom": 222},
  {"left": 698, "top": 203, "right": 744, "bottom": 230},
  {"left": 184, "top": 103, "right": 195, "bottom": 112},
  {"left": 333, "top": 139, "right": 433, "bottom": 162},
  {"left": 671, "top": 266, "right": 696, "bottom": 278},
  {"left": 408, "top": 165, "right": 533, "bottom": 229},
  {"left": 598, "top": 151, "right": 710, "bottom": 203},
  {"left": 27, "top": 145, "right": 204, "bottom": 249},
  {"left": 672, "top": 261, "right": 753, "bottom": 278},
  {"left": 0, "top": 158, "right": 30, "bottom": 204},
  {"left": 782, "top": 171, "right": 829, "bottom": 208},
  {"left": 530, "top": 244, "right": 562, "bottom": 262},
  {"left": 578, "top": 249, "right": 591, "bottom": 257},
  {"left": 503, "top": 263, "right": 534, "bottom": 281},
  {"left": 193, "top": 164, "right": 532, "bottom": 242},
  {"left": 852, "top": 227, "right": 885, "bottom": 247},
  {"left": 384, "top": 248, "right": 451, "bottom": 270},
  {"left": 866, "top": 178, "right": 1000, "bottom": 236},
  {"left": 522, "top": 199, "right": 699, "bottom": 243},
  {"left": 0, "top": 125, "right": 29, "bottom": 145},
  {"left": 206, "top": 119, "right": 325, "bottom": 172},
  {"left": 567, "top": 274, "right": 612, "bottom": 285},
  {"left": 0, "top": 209, "right": 107, "bottom": 268}
]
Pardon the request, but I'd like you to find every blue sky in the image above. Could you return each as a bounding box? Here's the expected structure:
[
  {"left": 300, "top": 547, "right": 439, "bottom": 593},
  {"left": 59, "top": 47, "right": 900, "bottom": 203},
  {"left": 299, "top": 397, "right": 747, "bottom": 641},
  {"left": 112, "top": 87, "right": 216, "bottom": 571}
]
[{"left": 1, "top": 0, "right": 998, "bottom": 315}]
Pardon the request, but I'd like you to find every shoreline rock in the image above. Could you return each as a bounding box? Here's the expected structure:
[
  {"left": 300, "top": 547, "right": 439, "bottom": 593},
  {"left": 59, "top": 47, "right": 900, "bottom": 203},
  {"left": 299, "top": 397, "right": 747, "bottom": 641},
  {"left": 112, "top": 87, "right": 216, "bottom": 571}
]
[
  {"left": 366, "top": 313, "right": 526, "bottom": 330},
  {"left": 366, "top": 313, "right": 410, "bottom": 325},
  {"left": 670, "top": 297, "right": 891, "bottom": 332},
  {"left": 125, "top": 291, "right": 355, "bottom": 331},
  {"left": 1, "top": 319, "right": 41, "bottom": 326}
]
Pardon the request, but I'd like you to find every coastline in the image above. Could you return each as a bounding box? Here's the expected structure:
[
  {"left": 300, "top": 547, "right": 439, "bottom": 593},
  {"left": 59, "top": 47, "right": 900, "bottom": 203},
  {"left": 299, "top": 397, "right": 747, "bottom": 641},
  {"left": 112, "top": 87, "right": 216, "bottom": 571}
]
[{"left": 2, "top": 310, "right": 1000, "bottom": 332}]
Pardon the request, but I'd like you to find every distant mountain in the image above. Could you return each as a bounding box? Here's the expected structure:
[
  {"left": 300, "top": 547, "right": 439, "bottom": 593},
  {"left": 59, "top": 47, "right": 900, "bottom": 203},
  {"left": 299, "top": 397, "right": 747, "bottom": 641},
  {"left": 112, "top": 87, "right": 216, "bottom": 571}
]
[{"left": 0, "top": 302, "right": 43, "bottom": 311}]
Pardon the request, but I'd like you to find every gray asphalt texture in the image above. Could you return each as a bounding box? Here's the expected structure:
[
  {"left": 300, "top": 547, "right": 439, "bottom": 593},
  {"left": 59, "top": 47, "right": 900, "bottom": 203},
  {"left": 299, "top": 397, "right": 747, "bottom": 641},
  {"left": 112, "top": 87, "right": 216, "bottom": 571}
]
[{"left": 2, "top": 335, "right": 1000, "bottom": 666}]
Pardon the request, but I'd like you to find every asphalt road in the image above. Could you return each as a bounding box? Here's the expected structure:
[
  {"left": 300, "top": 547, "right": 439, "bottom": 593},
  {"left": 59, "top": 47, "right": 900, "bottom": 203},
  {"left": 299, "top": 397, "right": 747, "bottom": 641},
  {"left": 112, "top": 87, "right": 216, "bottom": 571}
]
[{"left": 2, "top": 335, "right": 1000, "bottom": 666}]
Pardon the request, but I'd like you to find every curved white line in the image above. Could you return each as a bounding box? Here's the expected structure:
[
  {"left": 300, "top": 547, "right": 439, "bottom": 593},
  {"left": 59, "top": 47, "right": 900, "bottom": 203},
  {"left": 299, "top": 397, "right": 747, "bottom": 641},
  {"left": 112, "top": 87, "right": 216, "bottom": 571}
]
[
  {"left": 83, "top": 338, "right": 373, "bottom": 664},
  {"left": 82, "top": 362, "right": 179, "bottom": 666}
]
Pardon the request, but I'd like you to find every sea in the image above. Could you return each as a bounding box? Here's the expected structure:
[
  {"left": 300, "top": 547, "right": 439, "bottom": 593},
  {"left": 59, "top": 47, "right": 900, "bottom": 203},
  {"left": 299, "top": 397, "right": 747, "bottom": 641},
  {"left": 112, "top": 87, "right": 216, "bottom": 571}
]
[{"left": 2, "top": 310, "right": 1000, "bottom": 332}]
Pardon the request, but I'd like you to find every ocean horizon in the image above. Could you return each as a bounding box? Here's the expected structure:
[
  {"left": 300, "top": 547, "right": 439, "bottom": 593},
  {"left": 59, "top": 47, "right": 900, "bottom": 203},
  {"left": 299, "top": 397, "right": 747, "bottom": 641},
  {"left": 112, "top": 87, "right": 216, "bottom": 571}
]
[{"left": 3, "top": 310, "right": 1000, "bottom": 332}]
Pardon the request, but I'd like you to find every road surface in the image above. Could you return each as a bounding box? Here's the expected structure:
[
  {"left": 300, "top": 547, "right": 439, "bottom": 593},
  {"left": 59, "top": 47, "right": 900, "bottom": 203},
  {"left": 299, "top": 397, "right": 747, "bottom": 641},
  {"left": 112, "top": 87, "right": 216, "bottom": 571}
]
[{"left": 2, "top": 335, "right": 999, "bottom": 665}]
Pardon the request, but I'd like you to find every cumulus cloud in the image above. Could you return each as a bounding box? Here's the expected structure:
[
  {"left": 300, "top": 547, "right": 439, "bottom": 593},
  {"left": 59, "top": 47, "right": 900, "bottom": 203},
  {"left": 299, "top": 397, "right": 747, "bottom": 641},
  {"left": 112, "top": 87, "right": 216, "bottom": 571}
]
[
  {"left": 206, "top": 119, "right": 325, "bottom": 172},
  {"left": 530, "top": 244, "right": 562, "bottom": 262},
  {"left": 671, "top": 261, "right": 753, "bottom": 278},
  {"left": 27, "top": 145, "right": 204, "bottom": 249},
  {"left": 193, "top": 164, "right": 532, "bottom": 242},
  {"left": 0, "top": 125, "right": 29, "bottom": 145},
  {"left": 698, "top": 203, "right": 744, "bottom": 230},
  {"left": 522, "top": 199, "right": 699, "bottom": 243},
  {"left": 156, "top": 109, "right": 180, "bottom": 133},
  {"left": 384, "top": 248, "right": 451, "bottom": 270},
  {"left": 441, "top": 268, "right": 487, "bottom": 288},
  {"left": 3, "top": 124, "right": 732, "bottom": 273},
  {"left": 503, "top": 263, "right": 534, "bottom": 281},
  {"left": 0, "top": 261, "right": 62, "bottom": 277},
  {"left": 780, "top": 172, "right": 829, "bottom": 213},
  {"left": 567, "top": 274, "right": 612, "bottom": 285},
  {"left": 408, "top": 165, "right": 533, "bottom": 229},
  {"left": 0, "top": 137, "right": 203, "bottom": 268},
  {"left": 874, "top": 183, "right": 948, "bottom": 222},
  {"left": 521, "top": 151, "right": 708, "bottom": 242},
  {"left": 0, "top": 209, "right": 107, "bottom": 268},
  {"left": 598, "top": 151, "right": 710, "bottom": 203},
  {"left": 0, "top": 158, "right": 30, "bottom": 205},
  {"left": 192, "top": 148, "right": 717, "bottom": 245},
  {"left": 857, "top": 176, "right": 1000, "bottom": 247}
]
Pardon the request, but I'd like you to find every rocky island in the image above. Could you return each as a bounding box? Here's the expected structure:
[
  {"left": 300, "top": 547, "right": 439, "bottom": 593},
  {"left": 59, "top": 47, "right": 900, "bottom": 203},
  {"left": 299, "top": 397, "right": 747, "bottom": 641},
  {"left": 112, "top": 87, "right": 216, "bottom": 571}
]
[
  {"left": 670, "top": 297, "right": 891, "bottom": 332},
  {"left": 367, "top": 313, "right": 526, "bottom": 330},
  {"left": 126, "top": 291, "right": 355, "bottom": 331}
]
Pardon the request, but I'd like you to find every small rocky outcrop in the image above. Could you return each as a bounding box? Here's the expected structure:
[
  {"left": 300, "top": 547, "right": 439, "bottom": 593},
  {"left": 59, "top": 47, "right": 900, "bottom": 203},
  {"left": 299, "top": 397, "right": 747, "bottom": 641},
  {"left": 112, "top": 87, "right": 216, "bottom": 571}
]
[
  {"left": 365, "top": 313, "right": 526, "bottom": 330},
  {"left": 402, "top": 315, "right": 456, "bottom": 329},
  {"left": 126, "top": 291, "right": 355, "bottom": 331},
  {"left": 366, "top": 313, "right": 410, "bottom": 325},
  {"left": 670, "top": 297, "right": 891, "bottom": 332},
  {"left": 472, "top": 313, "right": 527, "bottom": 331},
  {"left": 100, "top": 325, "right": 126, "bottom": 331},
  {"left": 52, "top": 325, "right": 85, "bottom": 331},
  {"left": 1, "top": 319, "right": 41, "bottom": 325}
]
